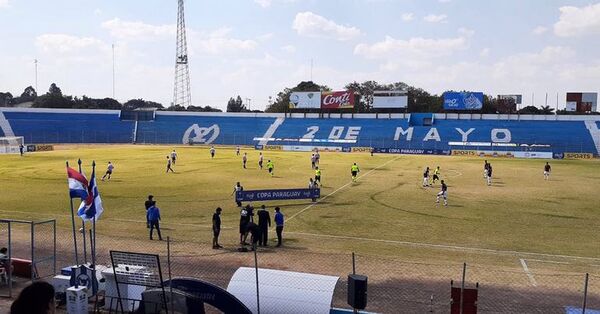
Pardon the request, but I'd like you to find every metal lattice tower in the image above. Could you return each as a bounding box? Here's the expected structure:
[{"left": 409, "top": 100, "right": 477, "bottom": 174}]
[{"left": 173, "top": 0, "right": 192, "bottom": 107}]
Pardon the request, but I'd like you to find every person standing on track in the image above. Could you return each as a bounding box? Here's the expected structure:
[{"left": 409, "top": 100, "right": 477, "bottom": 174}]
[
  {"left": 239, "top": 205, "right": 250, "bottom": 245},
  {"left": 315, "top": 150, "right": 321, "bottom": 166},
  {"left": 257, "top": 205, "right": 271, "bottom": 246},
  {"left": 258, "top": 152, "right": 264, "bottom": 169},
  {"left": 351, "top": 163, "right": 360, "bottom": 182},
  {"left": 210, "top": 146, "right": 216, "bottom": 158},
  {"left": 147, "top": 203, "right": 163, "bottom": 240},
  {"left": 315, "top": 166, "right": 322, "bottom": 184},
  {"left": 436, "top": 180, "right": 448, "bottom": 206},
  {"left": 232, "top": 182, "right": 243, "bottom": 207},
  {"left": 166, "top": 156, "right": 174, "bottom": 173},
  {"left": 311, "top": 153, "right": 316, "bottom": 169},
  {"left": 544, "top": 162, "right": 551, "bottom": 180},
  {"left": 242, "top": 153, "right": 248, "bottom": 169},
  {"left": 274, "top": 207, "right": 284, "bottom": 247},
  {"left": 212, "top": 207, "right": 223, "bottom": 249},
  {"left": 266, "top": 160, "right": 274, "bottom": 177},
  {"left": 236, "top": 145, "right": 240, "bottom": 156},
  {"left": 144, "top": 195, "right": 155, "bottom": 228},
  {"left": 101, "top": 161, "right": 114, "bottom": 181},
  {"left": 484, "top": 160, "right": 489, "bottom": 179}
]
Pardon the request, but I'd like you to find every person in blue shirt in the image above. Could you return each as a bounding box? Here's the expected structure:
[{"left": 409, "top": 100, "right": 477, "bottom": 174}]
[
  {"left": 274, "top": 207, "right": 284, "bottom": 247},
  {"left": 147, "top": 204, "right": 163, "bottom": 240}
]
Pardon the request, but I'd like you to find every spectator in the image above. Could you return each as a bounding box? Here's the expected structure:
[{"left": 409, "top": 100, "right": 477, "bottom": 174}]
[
  {"left": 246, "top": 222, "right": 261, "bottom": 251},
  {"left": 212, "top": 207, "right": 223, "bottom": 249},
  {"left": 10, "top": 281, "right": 56, "bottom": 314},
  {"left": 257, "top": 205, "right": 271, "bottom": 246}
]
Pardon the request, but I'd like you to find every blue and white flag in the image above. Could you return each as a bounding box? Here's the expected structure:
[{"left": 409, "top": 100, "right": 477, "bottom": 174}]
[
  {"left": 67, "top": 166, "right": 89, "bottom": 200},
  {"left": 77, "top": 167, "right": 104, "bottom": 221}
]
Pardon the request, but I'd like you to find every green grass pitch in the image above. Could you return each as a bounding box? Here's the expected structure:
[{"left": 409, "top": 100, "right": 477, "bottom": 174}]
[{"left": 1, "top": 145, "right": 599, "bottom": 268}]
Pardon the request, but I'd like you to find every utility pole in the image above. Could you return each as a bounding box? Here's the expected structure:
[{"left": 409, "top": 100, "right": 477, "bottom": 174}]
[
  {"left": 34, "top": 59, "right": 38, "bottom": 92},
  {"left": 173, "top": 0, "right": 192, "bottom": 107},
  {"left": 310, "top": 58, "right": 313, "bottom": 82},
  {"left": 112, "top": 44, "right": 115, "bottom": 99},
  {"left": 246, "top": 98, "right": 251, "bottom": 111}
]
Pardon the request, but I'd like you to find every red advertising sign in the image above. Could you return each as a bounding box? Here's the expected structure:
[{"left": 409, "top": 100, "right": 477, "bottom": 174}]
[{"left": 321, "top": 91, "right": 355, "bottom": 109}]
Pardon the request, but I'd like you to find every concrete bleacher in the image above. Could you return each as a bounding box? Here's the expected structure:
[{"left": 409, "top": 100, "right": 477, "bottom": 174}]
[{"left": 1, "top": 108, "right": 598, "bottom": 156}]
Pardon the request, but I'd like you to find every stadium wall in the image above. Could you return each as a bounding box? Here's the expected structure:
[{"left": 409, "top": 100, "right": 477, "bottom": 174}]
[{"left": 1, "top": 108, "right": 599, "bottom": 157}]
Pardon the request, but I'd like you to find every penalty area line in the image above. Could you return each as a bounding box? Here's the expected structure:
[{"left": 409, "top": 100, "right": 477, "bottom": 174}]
[
  {"left": 286, "top": 155, "right": 402, "bottom": 223},
  {"left": 285, "top": 231, "right": 600, "bottom": 262}
]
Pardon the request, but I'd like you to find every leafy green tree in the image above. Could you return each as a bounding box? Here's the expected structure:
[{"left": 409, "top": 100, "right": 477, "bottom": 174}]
[
  {"left": 226, "top": 95, "right": 247, "bottom": 112},
  {"left": 48, "top": 83, "right": 62, "bottom": 96},
  {"left": 0, "top": 92, "right": 13, "bottom": 107},
  {"left": 518, "top": 106, "right": 540, "bottom": 114},
  {"left": 540, "top": 105, "right": 555, "bottom": 114},
  {"left": 123, "top": 99, "right": 164, "bottom": 110}
]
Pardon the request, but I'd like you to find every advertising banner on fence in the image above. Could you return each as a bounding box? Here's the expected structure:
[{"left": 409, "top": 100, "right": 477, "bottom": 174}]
[
  {"left": 236, "top": 188, "right": 320, "bottom": 202},
  {"left": 289, "top": 92, "right": 322, "bottom": 109},
  {"left": 351, "top": 147, "right": 372, "bottom": 153},
  {"left": 372, "top": 96, "right": 408, "bottom": 109},
  {"left": 374, "top": 148, "right": 450, "bottom": 155},
  {"left": 321, "top": 91, "right": 355, "bottom": 109},
  {"left": 564, "top": 152, "right": 594, "bottom": 159},
  {"left": 566, "top": 93, "right": 597, "bottom": 112},
  {"left": 443, "top": 92, "right": 484, "bottom": 110}
]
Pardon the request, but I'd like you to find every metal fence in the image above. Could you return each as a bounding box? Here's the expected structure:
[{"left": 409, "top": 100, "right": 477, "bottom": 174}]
[{"left": 0, "top": 224, "right": 598, "bottom": 313}]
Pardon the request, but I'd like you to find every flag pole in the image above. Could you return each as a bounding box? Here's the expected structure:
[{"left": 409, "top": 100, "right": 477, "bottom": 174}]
[
  {"left": 78, "top": 159, "right": 87, "bottom": 264},
  {"left": 66, "top": 161, "right": 80, "bottom": 267},
  {"left": 91, "top": 161, "right": 97, "bottom": 268}
]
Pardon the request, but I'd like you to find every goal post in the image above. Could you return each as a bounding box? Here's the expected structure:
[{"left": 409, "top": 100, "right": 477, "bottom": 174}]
[{"left": 0, "top": 136, "right": 25, "bottom": 154}]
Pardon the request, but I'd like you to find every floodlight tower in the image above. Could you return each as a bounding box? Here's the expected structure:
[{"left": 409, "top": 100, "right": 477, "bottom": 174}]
[{"left": 173, "top": 0, "right": 192, "bottom": 107}]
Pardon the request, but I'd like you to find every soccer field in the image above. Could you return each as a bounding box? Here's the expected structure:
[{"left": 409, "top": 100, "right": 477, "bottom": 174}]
[{"left": 1, "top": 145, "right": 600, "bottom": 268}]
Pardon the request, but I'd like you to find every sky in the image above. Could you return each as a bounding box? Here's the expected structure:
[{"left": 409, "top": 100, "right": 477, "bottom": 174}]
[{"left": 1, "top": 0, "right": 600, "bottom": 111}]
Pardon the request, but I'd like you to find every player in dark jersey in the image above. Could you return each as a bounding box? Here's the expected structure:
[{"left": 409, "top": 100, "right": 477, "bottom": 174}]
[
  {"left": 436, "top": 180, "right": 448, "bottom": 206},
  {"left": 422, "top": 167, "right": 430, "bottom": 187},
  {"left": 544, "top": 162, "right": 551, "bottom": 180}
]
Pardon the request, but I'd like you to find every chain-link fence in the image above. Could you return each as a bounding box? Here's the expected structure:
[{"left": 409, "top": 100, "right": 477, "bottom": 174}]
[{"left": 1, "top": 224, "right": 599, "bottom": 313}]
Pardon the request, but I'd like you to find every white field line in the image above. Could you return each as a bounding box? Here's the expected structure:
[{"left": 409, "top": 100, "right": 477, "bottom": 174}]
[
  {"left": 0, "top": 209, "right": 219, "bottom": 229},
  {"left": 526, "top": 259, "right": 570, "bottom": 265},
  {"left": 286, "top": 155, "right": 402, "bottom": 222},
  {"left": 285, "top": 231, "right": 600, "bottom": 262},
  {"left": 520, "top": 258, "right": 538, "bottom": 287}
]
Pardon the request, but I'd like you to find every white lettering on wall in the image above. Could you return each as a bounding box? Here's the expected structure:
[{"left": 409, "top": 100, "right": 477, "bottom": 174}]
[
  {"left": 302, "top": 126, "right": 319, "bottom": 139},
  {"left": 423, "top": 128, "right": 441, "bottom": 142},
  {"left": 491, "top": 128, "right": 511, "bottom": 143},
  {"left": 455, "top": 128, "right": 475, "bottom": 142},
  {"left": 345, "top": 126, "right": 361, "bottom": 140},
  {"left": 329, "top": 126, "right": 344, "bottom": 140},
  {"left": 393, "top": 127, "right": 414, "bottom": 141}
]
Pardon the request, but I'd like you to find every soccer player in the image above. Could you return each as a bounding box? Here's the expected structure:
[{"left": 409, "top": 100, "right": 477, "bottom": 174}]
[
  {"left": 432, "top": 166, "right": 441, "bottom": 184},
  {"left": 311, "top": 154, "right": 316, "bottom": 170},
  {"left": 242, "top": 153, "right": 248, "bottom": 169},
  {"left": 210, "top": 146, "right": 216, "bottom": 158},
  {"left": 258, "top": 152, "right": 264, "bottom": 169},
  {"left": 309, "top": 178, "right": 318, "bottom": 201},
  {"left": 212, "top": 207, "right": 222, "bottom": 249},
  {"left": 232, "top": 182, "right": 243, "bottom": 207},
  {"left": 315, "top": 167, "right": 322, "bottom": 184},
  {"left": 166, "top": 156, "right": 174, "bottom": 173},
  {"left": 315, "top": 150, "right": 321, "bottom": 165},
  {"left": 351, "top": 163, "right": 360, "bottom": 182},
  {"left": 236, "top": 145, "right": 240, "bottom": 156},
  {"left": 422, "top": 167, "right": 430, "bottom": 187},
  {"left": 483, "top": 160, "right": 489, "bottom": 179},
  {"left": 266, "top": 160, "right": 274, "bottom": 177},
  {"left": 544, "top": 162, "right": 551, "bottom": 180},
  {"left": 436, "top": 180, "right": 448, "bottom": 206},
  {"left": 370, "top": 147, "right": 374, "bottom": 157},
  {"left": 101, "top": 161, "right": 114, "bottom": 181},
  {"left": 170, "top": 150, "right": 177, "bottom": 165},
  {"left": 486, "top": 164, "right": 493, "bottom": 186},
  {"left": 19, "top": 144, "right": 24, "bottom": 156}
]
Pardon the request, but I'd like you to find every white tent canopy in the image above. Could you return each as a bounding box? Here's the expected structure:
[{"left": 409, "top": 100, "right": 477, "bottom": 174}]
[{"left": 227, "top": 267, "right": 339, "bottom": 314}]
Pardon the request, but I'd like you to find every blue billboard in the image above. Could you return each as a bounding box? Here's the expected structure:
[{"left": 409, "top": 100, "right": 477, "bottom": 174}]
[
  {"left": 236, "top": 188, "right": 320, "bottom": 202},
  {"left": 443, "top": 92, "right": 484, "bottom": 110}
]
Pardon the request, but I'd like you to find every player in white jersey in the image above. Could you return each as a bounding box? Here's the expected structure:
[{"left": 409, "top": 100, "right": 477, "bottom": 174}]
[
  {"left": 436, "top": 180, "right": 448, "bottom": 206},
  {"left": 101, "top": 162, "right": 114, "bottom": 181}
]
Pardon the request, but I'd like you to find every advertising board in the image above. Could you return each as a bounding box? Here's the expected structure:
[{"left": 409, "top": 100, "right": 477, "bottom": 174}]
[
  {"left": 372, "top": 96, "right": 408, "bottom": 109},
  {"left": 289, "top": 92, "right": 322, "bottom": 109},
  {"left": 321, "top": 91, "right": 355, "bottom": 109},
  {"left": 443, "top": 92, "right": 484, "bottom": 110}
]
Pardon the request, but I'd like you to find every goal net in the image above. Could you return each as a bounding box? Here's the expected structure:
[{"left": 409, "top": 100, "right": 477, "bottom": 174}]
[{"left": 0, "top": 136, "right": 25, "bottom": 154}]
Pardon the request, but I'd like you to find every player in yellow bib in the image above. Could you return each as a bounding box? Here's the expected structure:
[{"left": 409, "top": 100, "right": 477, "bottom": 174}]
[
  {"left": 315, "top": 167, "right": 321, "bottom": 184},
  {"left": 351, "top": 163, "right": 360, "bottom": 182},
  {"left": 266, "top": 160, "right": 274, "bottom": 177}
]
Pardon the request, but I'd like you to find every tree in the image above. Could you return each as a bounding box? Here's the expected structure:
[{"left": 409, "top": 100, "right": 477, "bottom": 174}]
[
  {"left": 123, "top": 99, "right": 164, "bottom": 110},
  {"left": 226, "top": 95, "right": 247, "bottom": 112},
  {"left": 21, "top": 86, "right": 37, "bottom": 100},
  {"left": 0, "top": 92, "right": 13, "bottom": 107},
  {"left": 48, "top": 83, "right": 62, "bottom": 96},
  {"left": 540, "top": 105, "right": 555, "bottom": 115},
  {"left": 518, "top": 106, "right": 540, "bottom": 114}
]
